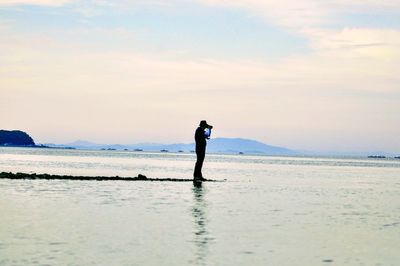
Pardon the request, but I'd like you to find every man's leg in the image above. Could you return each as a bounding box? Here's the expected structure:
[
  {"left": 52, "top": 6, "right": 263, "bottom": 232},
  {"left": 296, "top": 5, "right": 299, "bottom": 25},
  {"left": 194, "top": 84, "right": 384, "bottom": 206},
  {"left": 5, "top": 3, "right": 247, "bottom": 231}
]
[{"left": 194, "top": 148, "right": 205, "bottom": 178}]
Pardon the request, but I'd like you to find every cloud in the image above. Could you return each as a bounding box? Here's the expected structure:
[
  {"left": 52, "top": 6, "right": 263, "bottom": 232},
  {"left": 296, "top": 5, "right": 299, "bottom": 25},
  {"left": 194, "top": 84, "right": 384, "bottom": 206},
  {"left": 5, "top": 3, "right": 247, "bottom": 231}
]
[
  {"left": 0, "top": 0, "right": 72, "bottom": 6},
  {"left": 198, "top": 0, "right": 328, "bottom": 30},
  {"left": 304, "top": 28, "right": 400, "bottom": 60},
  {"left": 327, "top": 0, "right": 400, "bottom": 11},
  {"left": 56, "top": 0, "right": 183, "bottom": 17},
  {"left": 1, "top": 25, "right": 399, "bottom": 150},
  {"left": 194, "top": 0, "right": 400, "bottom": 78},
  {"left": 198, "top": 0, "right": 400, "bottom": 30},
  {"left": 1, "top": 25, "right": 399, "bottom": 97}
]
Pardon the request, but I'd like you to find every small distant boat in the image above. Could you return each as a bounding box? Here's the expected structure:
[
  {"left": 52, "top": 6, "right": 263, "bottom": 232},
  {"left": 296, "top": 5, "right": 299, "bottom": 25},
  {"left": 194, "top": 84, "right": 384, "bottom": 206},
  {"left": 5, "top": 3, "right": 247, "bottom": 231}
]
[
  {"left": 394, "top": 156, "right": 400, "bottom": 159},
  {"left": 238, "top": 152, "right": 244, "bottom": 155},
  {"left": 107, "top": 148, "right": 116, "bottom": 151},
  {"left": 178, "top": 150, "right": 184, "bottom": 153},
  {"left": 368, "top": 155, "right": 386, "bottom": 159},
  {"left": 160, "top": 149, "right": 168, "bottom": 152},
  {"left": 134, "top": 149, "right": 143, "bottom": 152}
]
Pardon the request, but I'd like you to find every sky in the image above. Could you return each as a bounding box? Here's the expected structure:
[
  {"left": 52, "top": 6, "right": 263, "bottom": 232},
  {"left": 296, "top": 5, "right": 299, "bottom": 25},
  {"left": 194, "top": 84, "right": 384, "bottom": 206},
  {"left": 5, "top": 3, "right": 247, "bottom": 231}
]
[{"left": 0, "top": 0, "right": 399, "bottom": 152}]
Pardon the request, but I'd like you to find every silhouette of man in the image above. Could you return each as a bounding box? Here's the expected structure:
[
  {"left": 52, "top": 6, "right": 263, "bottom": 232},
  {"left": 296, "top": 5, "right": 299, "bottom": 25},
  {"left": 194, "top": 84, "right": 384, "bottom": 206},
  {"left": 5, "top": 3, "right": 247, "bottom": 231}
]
[{"left": 194, "top": 120, "right": 212, "bottom": 181}]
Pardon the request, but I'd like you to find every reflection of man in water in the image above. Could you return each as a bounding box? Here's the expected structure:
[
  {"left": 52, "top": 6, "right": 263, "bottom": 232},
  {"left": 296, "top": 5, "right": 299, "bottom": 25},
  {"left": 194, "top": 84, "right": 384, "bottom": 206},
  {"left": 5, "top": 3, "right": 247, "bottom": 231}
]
[
  {"left": 191, "top": 186, "right": 209, "bottom": 265},
  {"left": 193, "top": 120, "right": 212, "bottom": 181}
]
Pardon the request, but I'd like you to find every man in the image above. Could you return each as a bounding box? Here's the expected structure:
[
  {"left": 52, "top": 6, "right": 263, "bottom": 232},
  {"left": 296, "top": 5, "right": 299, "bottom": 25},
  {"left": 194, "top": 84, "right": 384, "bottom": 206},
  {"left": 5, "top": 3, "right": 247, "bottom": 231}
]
[{"left": 193, "top": 120, "right": 213, "bottom": 181}]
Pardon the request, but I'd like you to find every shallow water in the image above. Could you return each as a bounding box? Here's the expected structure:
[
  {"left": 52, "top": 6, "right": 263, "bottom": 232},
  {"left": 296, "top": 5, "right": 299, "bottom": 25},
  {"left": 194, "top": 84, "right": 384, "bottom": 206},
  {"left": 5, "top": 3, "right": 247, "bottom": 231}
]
[{"left": 0, "top": 147, "right": 399, "bottom": 265}]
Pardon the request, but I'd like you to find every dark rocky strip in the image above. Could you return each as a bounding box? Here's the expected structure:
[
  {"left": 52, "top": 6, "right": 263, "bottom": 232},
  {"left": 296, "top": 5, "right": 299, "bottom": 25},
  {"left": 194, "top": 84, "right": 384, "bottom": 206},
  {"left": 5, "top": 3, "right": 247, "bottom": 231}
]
[{"left": 0, "top": 172, "right": 221, "bottom": 182}]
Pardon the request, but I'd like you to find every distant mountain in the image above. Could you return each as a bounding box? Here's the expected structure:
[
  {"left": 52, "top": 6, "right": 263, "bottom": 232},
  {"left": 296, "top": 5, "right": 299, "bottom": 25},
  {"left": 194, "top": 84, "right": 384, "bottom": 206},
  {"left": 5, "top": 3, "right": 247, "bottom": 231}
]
[
  {"left": 66, "top": 140, "right": 99, "bottom": 147},
  {"left": 0, "top": 130, "right": 35, "bottom": 146},
  {"left": 207, "top": 138, "right": 296, "bottom": 154},
  {"left": 47, "top": 137, "right": 297, "bottom": 155}
]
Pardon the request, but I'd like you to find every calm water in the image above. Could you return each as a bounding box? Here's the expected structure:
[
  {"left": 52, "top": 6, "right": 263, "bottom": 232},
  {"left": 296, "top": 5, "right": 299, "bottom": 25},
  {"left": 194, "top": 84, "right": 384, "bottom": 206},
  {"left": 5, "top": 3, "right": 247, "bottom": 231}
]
[{"left": 0, "top": 147, "right": 399, "bottom": 265}]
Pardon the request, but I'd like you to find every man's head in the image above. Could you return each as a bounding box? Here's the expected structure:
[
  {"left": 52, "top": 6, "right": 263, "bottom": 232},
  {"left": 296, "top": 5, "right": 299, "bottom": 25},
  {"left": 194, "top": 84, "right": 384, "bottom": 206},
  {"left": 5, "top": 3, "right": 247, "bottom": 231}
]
[{"left": 199, "top": 120, "right": 212, "bottom": 129}]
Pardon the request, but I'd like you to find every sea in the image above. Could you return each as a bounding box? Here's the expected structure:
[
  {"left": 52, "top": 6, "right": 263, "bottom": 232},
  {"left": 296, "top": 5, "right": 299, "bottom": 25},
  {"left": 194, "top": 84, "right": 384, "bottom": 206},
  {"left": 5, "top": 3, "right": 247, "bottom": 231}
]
[{"left": 0, "top": 147, "right": 399, "bottom": 265}]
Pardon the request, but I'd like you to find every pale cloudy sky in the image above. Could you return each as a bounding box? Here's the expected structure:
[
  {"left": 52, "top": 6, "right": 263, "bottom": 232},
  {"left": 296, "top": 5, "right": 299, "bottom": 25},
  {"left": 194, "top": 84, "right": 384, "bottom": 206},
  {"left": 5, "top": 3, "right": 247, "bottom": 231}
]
[{"left": 1, "top": 0, "right": 399, "bottom": 152}]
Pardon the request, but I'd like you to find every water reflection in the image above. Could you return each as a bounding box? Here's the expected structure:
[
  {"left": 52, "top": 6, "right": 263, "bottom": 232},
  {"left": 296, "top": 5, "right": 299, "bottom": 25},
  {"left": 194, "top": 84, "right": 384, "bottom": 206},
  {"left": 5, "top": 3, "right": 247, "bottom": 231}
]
[{"left": 191, "top": 185, "right": 211, "bottom": 265}]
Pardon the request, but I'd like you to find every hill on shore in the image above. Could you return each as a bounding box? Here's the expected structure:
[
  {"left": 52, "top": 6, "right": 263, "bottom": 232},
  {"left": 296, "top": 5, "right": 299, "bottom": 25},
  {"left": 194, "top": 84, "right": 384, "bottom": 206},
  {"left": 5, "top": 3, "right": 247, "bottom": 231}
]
[
  {"left": 207, "top": 138, "right": 295, "bottom": 154},
  {"left": 0, "top": 130, "right": 35, "bottom": 146}
]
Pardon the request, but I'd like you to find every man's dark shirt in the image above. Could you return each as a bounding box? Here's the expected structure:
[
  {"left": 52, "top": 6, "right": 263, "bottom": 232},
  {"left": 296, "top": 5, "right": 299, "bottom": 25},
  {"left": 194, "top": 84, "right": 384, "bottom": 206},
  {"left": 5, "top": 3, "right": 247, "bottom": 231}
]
[{"left": 195, "top": 127, "right": 206, "bottom": 150}]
